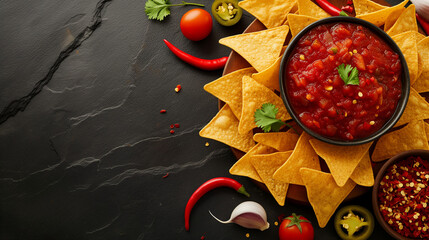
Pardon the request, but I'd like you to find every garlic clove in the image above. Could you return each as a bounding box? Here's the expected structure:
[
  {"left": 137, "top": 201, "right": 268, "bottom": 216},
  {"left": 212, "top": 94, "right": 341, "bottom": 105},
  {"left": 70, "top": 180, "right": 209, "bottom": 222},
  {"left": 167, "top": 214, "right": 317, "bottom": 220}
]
[
  {"left": 412, "top": 0, "right": 429, "bottom": 22},
  {"left": 209, "top": 201, "right": 270, "bottom": 231}
]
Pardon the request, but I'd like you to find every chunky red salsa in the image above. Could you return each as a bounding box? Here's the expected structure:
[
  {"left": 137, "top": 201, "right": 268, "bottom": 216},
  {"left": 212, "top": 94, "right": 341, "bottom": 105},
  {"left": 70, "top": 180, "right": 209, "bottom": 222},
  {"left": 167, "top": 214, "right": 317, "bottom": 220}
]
[{"left": 285, "top": 22, "right": 402, "bottom": 141}]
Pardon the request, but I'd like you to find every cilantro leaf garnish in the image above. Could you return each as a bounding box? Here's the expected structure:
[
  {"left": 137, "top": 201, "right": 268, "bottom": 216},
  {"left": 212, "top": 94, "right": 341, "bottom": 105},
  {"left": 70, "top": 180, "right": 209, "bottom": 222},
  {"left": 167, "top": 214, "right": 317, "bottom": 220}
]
[
  {"left": 145, "top": 0, "right": 204, "bottom": 21},
  {"left": 337, "top": 63, "right": 359, "bottom": 85},
  {"left": 254, "top": 103, "right": 288, "bottom": 133}
]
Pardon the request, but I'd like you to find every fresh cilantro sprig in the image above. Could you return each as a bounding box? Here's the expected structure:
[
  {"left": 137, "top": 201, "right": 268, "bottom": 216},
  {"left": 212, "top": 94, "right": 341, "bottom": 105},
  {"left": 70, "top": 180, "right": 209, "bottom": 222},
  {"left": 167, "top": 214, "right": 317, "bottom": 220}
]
[
  {"left": 145, "top": 0, "right": 204, "bottom": 21},
  {"left": 254, "top": 103, "right": 293, "bottom": 133},
  {"left": 337, "top": 63, "right": 359, "bottom": 85}
]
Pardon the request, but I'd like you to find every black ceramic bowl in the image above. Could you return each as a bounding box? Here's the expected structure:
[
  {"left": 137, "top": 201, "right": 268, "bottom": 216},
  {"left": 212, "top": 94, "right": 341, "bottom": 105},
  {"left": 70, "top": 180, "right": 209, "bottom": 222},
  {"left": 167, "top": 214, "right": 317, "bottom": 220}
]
[
  {"left": 372, "top": 150, "right": 429, "bottom": 240},
  {"left": 279, "top": 16, "right": 410, "bottom": 146}
]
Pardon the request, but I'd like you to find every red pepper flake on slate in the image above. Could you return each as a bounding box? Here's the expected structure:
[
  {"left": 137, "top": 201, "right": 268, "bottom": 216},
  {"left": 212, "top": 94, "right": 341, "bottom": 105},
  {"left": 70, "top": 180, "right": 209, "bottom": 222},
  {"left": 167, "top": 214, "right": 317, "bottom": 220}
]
[
  {"left": 160, "top": 109, "right": 167, "bottom": 113},
  {"left": 174, "top": 123, "right": 180, "bottom": 128},
  {"left": 162, "top": 173, "right": 169, "bottom": 178},
  {"left": 378, "top": 156, "right": 429, "bottom": 239},
  {"left": 200, "top": 236, "right": 205, "bottom": 240},
  {"left": 170, "top": 124, "right": 174, "bottom": 129},
  {"left": 170, "top": 130, "right": 175, "bottom": 134},
  {"left": 175, "top": 84, "right": 182, "bottom": 93}
]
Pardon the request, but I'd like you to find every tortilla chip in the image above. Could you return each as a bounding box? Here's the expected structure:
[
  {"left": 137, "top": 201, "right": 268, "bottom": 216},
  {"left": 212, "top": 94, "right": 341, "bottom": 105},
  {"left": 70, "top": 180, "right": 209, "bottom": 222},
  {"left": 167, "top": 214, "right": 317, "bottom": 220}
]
[
  {"left": 300, "top": 168, "right": 356, "bottom": 228},
  {"left": 350, "top": 152, "right": 374, "bottom": 187},
  {"left": 219, "top": 25, "right": 289, "bottom": 72},
  {"left": 239, "top": 76, "right": 291, "bottom": 134},
  {"left": 273, "top": 132, "right": 320, "bottom": 185},
  {"left": 412, "top": 37, "right": 429, "bottom": 93},
  {"left": 386, "top": 5, "right": 418, "bottom": 37},
  {"left": 230, "top": 143, "right": 277, "bottom": 182},
  {"left": 309, "top": 139, "right": 372, "bottom": 187},
  {"left": 356, "top": 0, "right": 408, "bottom": 27},
  {"left": 251, "top": 151, "right": 293, "bottom": 206},
  {"left": 199, "top": 104, "right": 255, "bottom": 152},
  {"left": 239, "top": 0, "right": 297, "bottom": 29},
  {"left": 425, "top": 121, "right": 429, "bottom": 140},
  {"left": 253, "top": 131, "right": 299, "bottom": 152},
  {"left": 372, "top": 120, "right": 429, "bottom": 162},
  {"left": 395, "top": 88, "right": 429, "bottom": 127},
  {"left": 297, "top": 0, "right": 330, "bottom": 18},
  {"left": 251, "top": 56, "right": 282, "bottom": 91},
  {"left": 392, "top": 32, "right": 419, "bottom": 85},
  {"left": 384, "top": 7, "right": 404, "bottom": 32},
  {"left": 287, "top": 14, "right": 320, "bottom": 38},
  {"left": 353, "top": 0, "right": 387, "bottom": 15},
  {"left": 204, "top": 67, "right": 256, "bottom": 119}
]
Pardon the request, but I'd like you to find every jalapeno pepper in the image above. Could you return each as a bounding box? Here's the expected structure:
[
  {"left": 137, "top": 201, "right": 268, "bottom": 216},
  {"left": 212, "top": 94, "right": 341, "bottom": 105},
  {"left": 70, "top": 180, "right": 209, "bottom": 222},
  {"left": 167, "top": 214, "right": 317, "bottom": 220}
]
[
  {"left": 334, "top": 205, "right": 375, "bottom": 240},
  {"left": 211, "top": 0, "right": 242, "bottom": 26}
]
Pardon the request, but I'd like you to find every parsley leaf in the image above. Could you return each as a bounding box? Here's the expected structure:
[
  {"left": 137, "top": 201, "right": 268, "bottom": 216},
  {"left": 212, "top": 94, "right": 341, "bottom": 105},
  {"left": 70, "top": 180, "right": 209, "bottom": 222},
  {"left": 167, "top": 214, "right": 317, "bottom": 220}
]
[
  {"left": 145, "top": 0, "right": 204, "bottom": 21},
  {"left": 337, "top": 63, "right": 359, "bottom": 85},
  {"left": 254, "top": 103, "right": 287, "bottom": 133}
]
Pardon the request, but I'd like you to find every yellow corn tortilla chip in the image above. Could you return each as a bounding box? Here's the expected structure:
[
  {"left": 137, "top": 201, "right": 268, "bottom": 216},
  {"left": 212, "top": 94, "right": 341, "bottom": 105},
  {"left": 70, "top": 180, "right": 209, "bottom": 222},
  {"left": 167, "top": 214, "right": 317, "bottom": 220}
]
[
  {"left": 300, "top": 168, "right": 356, "bottom": 228},
  {"left": 287, "top": 14, "right": 320, "bottom": 38},
  {"left": 253, "top": 131, "right": 299, "bottom": 152},
  {"left": 356, "top": 0, "right": 408, "bottom": 27},
  {"left": 199, "top": 104, "right": 255, "bottom": 152},
  {"left": 219, "top": 25, "right": 289, "bottom": 72},
  {"left": 350, "top": 152, "right": 374, "bottom": 187},
  {"left": 425, "top": 121, "right": 429, "bottom": 140},
  {"left": 309, "top": 139, "right": 372, "bottom": 187},
  {"left": 203, "top": 67, "right": 256, "bottom": 119},
  {"left": 230, "top": 143, "right": 277, "bottom": 182},
  {"left": 384, "top": 7, "right": 404, "bottom": 32},
  {"left": 412, "top": 37, "right": 429, "bottom": 93},
  {"left": 251, "top": 151, "right": 293, "bottom": 206},
  {"left": 297, "top": 0, "right": 330, "bottom": 18},
  {"left": 395, "top": 88, "right": 429, "bottom": 127},
  {"left": 251, "top": 56, "right": 282, "bottom": 91},
  {"left": 392, "top": 32, "right": 419, "bottom": 85},
  {"left": 386, "top": 5, "right": 418, "bottom": 37},
  {"left": 353, "top": 0, "right": 387, "bottom": 15},
  {"left": 239, "top": 76, "right": 291, "bottom": 135},
  {"left": 372, "top": 120, "right": 429, "bottom": 162},
  {"left": 239, "top": 0, "right": 297, "bottom": 29},
  {"left": 273, "top": 132, "right": 320, "bottom": 185}
]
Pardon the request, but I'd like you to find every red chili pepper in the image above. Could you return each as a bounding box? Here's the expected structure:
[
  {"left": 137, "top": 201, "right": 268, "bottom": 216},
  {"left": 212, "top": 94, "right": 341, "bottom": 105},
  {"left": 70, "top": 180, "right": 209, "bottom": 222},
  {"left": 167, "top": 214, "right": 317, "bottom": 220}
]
[
  {"left": 314, "top": 0, "right": 342, "bottom": 16},
  {"left": 163, "top": 39, "right": 228, "bottom": 71},
  {"left": 184, "top": 177, "right": 250, "bottom": 231},
  {"left": 341, "top": 5, "right": 354, "bottom": 13},
  {"left": 416, "top": 13, "right": 429, "bottom": 35}
]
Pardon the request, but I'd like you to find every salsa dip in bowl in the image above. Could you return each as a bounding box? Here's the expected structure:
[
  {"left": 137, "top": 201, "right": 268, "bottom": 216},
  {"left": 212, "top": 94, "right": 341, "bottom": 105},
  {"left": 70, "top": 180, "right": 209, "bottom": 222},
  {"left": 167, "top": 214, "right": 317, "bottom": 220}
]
[{"left": 279, "top": 16, "right": 410, "bottom": 146}]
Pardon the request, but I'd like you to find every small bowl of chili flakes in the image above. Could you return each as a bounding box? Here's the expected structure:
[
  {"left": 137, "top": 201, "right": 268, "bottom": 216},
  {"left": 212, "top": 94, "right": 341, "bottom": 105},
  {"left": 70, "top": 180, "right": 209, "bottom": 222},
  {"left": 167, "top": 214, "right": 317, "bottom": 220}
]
[{"left": 372, "top": 150, "right": 429, "bottom": 239}]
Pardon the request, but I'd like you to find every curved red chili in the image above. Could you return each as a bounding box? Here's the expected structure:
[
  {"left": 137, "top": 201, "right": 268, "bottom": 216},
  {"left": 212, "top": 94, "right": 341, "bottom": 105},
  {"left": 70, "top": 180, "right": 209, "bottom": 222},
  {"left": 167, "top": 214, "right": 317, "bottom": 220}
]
[
  {"left": 314, "top": 0, "right": 342, "bottom": 16},
  {"left": 163, "top": 39, "right": 228, "bottom": 71},
  {"left": 416, "top": 13, "right": 429, "bottom": 35},
  {"left": 184, "top": 177, "right": 250, "bottom": 231}
]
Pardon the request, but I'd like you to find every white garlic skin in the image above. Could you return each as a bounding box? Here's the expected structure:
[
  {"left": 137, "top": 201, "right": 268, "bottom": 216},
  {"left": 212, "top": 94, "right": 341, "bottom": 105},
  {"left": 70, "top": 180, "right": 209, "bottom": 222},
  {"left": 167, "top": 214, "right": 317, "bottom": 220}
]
[{"left": 412, "top": 0, "right": 429, "bottom": 22}]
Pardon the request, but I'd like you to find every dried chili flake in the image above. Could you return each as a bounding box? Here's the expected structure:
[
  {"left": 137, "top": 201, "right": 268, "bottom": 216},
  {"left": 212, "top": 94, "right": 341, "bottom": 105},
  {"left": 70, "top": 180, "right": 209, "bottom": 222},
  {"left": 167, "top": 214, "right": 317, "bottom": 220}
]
[
  {"left": 174, "top": 123, "right": 180, "bottom": 128},
  {"left": 170, "top": 130, "right": 175, "bottom": 134},
  {"left": 378, "top": 156, "right": 429, "bottom": 239},
  {"left": 175, "top": 84, "right": 182, "bottom": 93},
  {"left": 200, "top": 236, "right": 205, "bottom": 240},
  {"left": 160, "top": 109, "right": 167, "bottom": 113},
  {"left": 162, "top": 173, "right": 169, "bottom": 178},
  {"left": 170, "top": 124, "right": 174, "bottom": 129}
]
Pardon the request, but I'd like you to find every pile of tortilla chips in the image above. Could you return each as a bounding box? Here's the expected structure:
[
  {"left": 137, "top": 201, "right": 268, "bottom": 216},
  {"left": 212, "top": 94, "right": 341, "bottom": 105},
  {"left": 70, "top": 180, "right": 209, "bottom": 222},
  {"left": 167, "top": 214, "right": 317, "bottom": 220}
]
[{"left": 200, "top": 0, "right": 429, "bottom": 228}]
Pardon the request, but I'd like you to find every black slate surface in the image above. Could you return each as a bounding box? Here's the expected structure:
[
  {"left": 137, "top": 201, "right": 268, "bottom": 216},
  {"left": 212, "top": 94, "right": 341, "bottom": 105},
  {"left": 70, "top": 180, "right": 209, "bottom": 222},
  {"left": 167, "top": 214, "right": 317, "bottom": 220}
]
[{"left": 0, "top": 0, "right": 402, "bottom": 239}]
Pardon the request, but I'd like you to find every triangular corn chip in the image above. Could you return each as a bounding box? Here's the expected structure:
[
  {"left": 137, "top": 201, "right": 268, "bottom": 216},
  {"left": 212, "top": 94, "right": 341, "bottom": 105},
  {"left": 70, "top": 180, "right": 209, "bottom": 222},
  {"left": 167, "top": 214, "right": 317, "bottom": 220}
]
[
  {"left": 230, "top": 143, "right": 277, "bottom": 182},
  {"left": 309, "top": 139, "right": 372, "bottom": 187},
  {"left": 273, "top": 132, "right": 320, "bottom": 185},
  {"left": 300, "top": 168, "right": 356, "bottom": 228},
  {"left": 372, "top": 120, "right": 429, "bottom": 162},
  {"left": 204, "top": 67, "right": 256, "bottom": 119},
  {"left": 287, "top": 14, "right": 320, "bottom": 38},
  {"left": 395, "top": 88, "right": 429, "bottom": 127},
  {"left": 384, "top": 7, "right": 405, "bottom": 32},
  {"left": 392, "top": 32, "right": 418, "bottom": 85},
  {"left": 386, "top": 5, "right": 418, "bottom": 37},
  {"left": 412, "top": 37, "right": 429, "bottom": 93},
  {"left": 252, "top": 56, "right": 282, "bottom": 91},
  {"left": 251, "top": 151, "right": 293, "bottom": 206},
  {"left": 425, "top": 121, "right": 429, "bottom": 140},
  {"left": 297, "top": 0, "right": 330, "bottom": 18},
  {"left": 199, "top": 104, "right": 255, "bottom": 152},
  {"left": 239, "top": 76, "right": 291, "bottom": 135},
  {"left": 353, "top": 0, "right": 387, "bottom": 15},
  {"left": 350, "top": 152, "right": 374, "bottom": 187},
  {"left": 219, "top": 25, "right": 289, "bottom": 72},
  {"left": 239, "top": 0, "right": 297, "bottom": 29},
  {"left": 253, "top": 131, "right": 299, "bottom": 152},
  {"left": 356, "top": 0, "right": 408, "bottom": 27}
]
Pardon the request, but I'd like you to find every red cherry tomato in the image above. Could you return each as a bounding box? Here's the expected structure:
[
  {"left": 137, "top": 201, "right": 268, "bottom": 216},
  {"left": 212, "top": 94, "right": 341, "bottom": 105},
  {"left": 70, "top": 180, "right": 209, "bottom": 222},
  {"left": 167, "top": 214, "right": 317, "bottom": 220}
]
[
  {"left": 279, "top": 213, "right": 314, "bottom": 240},
  {"left": 180, "top": 9, "right": 213, "bottom": 41}
]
